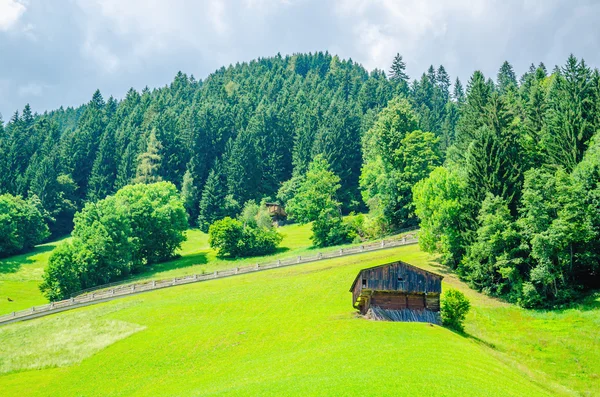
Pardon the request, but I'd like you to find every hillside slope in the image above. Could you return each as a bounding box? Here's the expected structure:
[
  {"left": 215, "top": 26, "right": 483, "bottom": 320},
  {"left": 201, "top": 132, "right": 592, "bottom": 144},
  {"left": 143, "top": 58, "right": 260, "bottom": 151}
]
[{"left": 0, "top": 246, "right": 566, "bottom": 397}]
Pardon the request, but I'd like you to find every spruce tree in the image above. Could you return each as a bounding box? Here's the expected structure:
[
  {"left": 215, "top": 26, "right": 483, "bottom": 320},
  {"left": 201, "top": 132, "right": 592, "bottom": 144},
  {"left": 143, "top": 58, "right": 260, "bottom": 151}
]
[
  {"left": 134, "top": 129, "right": 163, "bottom": 184},
  {"left": 87, "top": 124, "right": 118, "bottom": 201},
  {"left": 543, "top": 55, "right": 596, "bottom": 171},
  {"left": 436, "top": 65, "right": 451, "bottom": 103},
  {"left": 450, "top": 71, "right": 492, "bottom": 163},
  {"left": 497, "top": 61, "right": 518, "bottom": 94},
  {"left": 198, "top": 159, "right": 238, "bottom": 232},
  {"left": 453, "top": 77, "right": 465, "bottom": 104},
  {"left": 389, "top": 53, "right": 409, "bottom": 95}
]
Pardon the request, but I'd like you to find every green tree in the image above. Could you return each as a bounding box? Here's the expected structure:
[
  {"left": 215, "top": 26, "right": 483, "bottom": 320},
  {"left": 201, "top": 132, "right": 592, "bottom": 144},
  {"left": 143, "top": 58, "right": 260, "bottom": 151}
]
[
  {"left": 0, "top": 194, "right": 50, "bottom": 257},
  {"left": 39, "top": 182, "right": 188, "bottom": 300},
  {"left": 134, "top": 130, "right": 163, "bottom": 184},
  {"left": 361, "top": 98, "right": 440, "bottom": 228},
  {"left": 497, "top": 61, "right": 518, "bottom": 94},
  {"left": 389, "top": 53, "right": 410, "bottom": 96},
  {"left": 462, "top": 194, "right": 525, "bottom": 299},
  {"left": 542, "top": 55, "right": 597, "bottom": 171},
  {"left": 389, "top": 53, "right": 409, "bottom": 82},
  {"left": 115, "top": 182, "right": 188, "bottom": 264},
  {"left": 441, "top": 289, "right": 471, "bottom": 332},
  {"left": 180, "top": 168, "right": 200, "bottom": 225},
  {"left": 287, "top": 155, "right": 353, "bottom": 247},
  {"left": 198, "top": 159, "right": 239, "bottom": 232},
  {"left": 413, "top": 167, "right": 469, "bottom": 268},
  {"left": 286, "top": 155, "right": 341, "bottom": 224}
]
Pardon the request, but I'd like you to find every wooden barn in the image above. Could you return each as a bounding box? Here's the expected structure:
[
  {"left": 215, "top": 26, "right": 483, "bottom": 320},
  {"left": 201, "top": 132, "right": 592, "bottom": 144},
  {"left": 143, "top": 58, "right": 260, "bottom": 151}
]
[{"left": 350, "top": 261, "right": 443, "bottom": 324}]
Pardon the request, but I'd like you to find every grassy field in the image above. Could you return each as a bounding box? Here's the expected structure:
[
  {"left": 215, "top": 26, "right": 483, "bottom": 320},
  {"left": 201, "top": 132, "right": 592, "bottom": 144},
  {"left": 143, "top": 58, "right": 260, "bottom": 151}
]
[
  {"left": 0, "top": 226, "right": 598, "bottom": 396},
  {"left": 0, "top": 224, "right": 314, "bottom": 315},
  {"left": 0, "top": 241, "right": 60, "bottom": 315}
]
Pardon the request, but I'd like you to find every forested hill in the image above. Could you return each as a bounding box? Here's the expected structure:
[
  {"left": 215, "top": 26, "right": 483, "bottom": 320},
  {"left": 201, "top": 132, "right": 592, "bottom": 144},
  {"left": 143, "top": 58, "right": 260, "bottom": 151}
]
[
  {"left": 0, "top": 52, "right": 453, "bottom": 235},
  {"left": 1, "top": 51, "right": 600, "bottom": 308}
]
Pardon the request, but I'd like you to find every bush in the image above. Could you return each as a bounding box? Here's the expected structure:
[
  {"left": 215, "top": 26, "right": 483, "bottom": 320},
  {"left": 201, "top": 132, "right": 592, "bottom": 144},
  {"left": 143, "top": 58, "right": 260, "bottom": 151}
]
[
  {"left": 208, "top": 216, "right": 282, "bottom": 258},
  {"left": 40, "top": 182, "right": 188, "bottom": 300},
  {"left": 0, "top": 194, "right": 49, "bottom": 258},
  {"left": 208, "top": 217, "right": 246, "bottom": 257},
  {"left": 519, "top": 282, "right": 543, "bottom": 309},
  {"left": 440, "top": 289, "right": 471, "bottom": 332},
  {"left": 311, "top": 209, "right": 355, "bottom": 248},
  {"left": 38, "top": 242, "right": 82, "bottom": 302}
]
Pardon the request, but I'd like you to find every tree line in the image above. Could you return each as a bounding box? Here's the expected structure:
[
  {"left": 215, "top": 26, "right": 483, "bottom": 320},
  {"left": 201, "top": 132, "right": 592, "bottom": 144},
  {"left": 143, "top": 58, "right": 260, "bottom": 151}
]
[{"left": 414, "top": 56, "right": 600, "bottom": 307}]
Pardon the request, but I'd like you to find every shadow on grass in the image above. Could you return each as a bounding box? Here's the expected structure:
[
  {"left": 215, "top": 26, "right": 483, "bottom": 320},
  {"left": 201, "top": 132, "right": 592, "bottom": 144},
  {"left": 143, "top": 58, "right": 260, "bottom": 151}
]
[
  {"left": 444, "top": 326, "right": 499, "bottom": 350},
  {"left": 145, "top": 252, "right": 209, "bottom": 275},
  {"left": 0, "top": 244, "right": 56, "bottom": 275},
  {"left": 533, "top": 290, "right": 600, "bottom": 313},
  {"left": 214, "top": 247, "right": 292, "bottom": 262}
]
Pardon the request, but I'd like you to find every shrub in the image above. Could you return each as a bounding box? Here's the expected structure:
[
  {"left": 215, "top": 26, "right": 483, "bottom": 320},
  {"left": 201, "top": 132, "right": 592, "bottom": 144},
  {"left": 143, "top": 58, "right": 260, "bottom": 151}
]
[
  {"left": 311, "top": 208, "right": 355, "bottom": 248},
  {"left": 208, "top": 216, "right": 282, "bottom": 258},
  {"left": 519, "top": 282, "right": 543, "bottom": 308},
  {"left": 208, "top": 217, "right": 246, "bottom": 257},
  {"left": 440, "top": 289, "right": 471, "bottom": 332},
  {"left": 40, "top": 182, "right": 188, "bottom": 300},
  {"left": 243, "top": 225, "right": 283, "bottom": 256},
  {"left": 38, "top": 242, "right": 82, "bottom": 302},
  {"left": 0, "top": 194, "right": 49, "bottom": 258}
]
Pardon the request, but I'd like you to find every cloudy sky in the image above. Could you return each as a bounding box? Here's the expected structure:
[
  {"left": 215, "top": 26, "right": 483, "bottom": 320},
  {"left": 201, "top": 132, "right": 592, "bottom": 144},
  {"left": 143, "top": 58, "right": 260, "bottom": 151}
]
[{"left": 1, "top": 0, "right": 599, "bottom": 118}]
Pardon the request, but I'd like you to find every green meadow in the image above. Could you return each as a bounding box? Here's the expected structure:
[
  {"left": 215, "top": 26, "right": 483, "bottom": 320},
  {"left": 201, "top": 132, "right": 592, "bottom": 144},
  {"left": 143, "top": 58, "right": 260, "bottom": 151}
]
[{"left": 0, "top": 225, "right": 598, "bottom": 396}]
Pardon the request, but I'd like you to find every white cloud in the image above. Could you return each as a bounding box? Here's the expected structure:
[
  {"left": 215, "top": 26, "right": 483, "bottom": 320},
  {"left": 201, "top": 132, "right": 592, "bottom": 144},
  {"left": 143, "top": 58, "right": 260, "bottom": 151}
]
[
  {"left": 333, "top": 0, "right": 481, "bottom": 72},
  {"left": 17, "top": 82, "right": 44, "bottom": 97},
  {"left": 0, "top": 0, "right": 26, "bottom": 31}
]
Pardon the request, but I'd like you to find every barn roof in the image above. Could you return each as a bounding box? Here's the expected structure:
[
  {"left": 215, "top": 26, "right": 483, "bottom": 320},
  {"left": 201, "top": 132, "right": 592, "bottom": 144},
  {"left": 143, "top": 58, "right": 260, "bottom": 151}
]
[{"left": 349, "top": 261, "right": 443, "bottom": 292}]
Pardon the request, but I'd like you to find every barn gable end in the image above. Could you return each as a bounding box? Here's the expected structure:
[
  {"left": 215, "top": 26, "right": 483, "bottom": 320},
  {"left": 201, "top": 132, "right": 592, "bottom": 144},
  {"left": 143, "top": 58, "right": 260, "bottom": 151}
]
[{"left": 350, "top": 261, "right": 443, "bottom": 324}]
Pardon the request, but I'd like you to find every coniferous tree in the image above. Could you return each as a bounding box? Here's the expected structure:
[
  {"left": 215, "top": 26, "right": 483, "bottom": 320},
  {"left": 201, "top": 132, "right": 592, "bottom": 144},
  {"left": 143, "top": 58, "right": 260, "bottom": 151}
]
[
  {"left": 449, "top": 71, "right": 492, "bottom": 163},
  {"left": 135, "top": 129, "right": 163, "bottom": 184},
  {"left": 497, "top": 61, "right": 518, "bottom": 94},
  {"left": 198, "top": 159, "right": 238, "bottom": 232},
  {"left": 312, "top": 96, "right": 362, "bottom": 209},
  {"left": 542, "top": 55, "right": 597, "bottom": 171},
  {"left": 64, "top": 90, "right": 107, "bottom": 200},
  {"left": 436, "top": 65, "right": 451, "bottom": 103},
  {"left": 453, "top": 77, "right": 466, "bottom": 104},
  {"left": 389, "top": 53, "right": 410, "bottom": 96},
  {"left": 87, "top": 123, "right": 118, "bottom": 201}
]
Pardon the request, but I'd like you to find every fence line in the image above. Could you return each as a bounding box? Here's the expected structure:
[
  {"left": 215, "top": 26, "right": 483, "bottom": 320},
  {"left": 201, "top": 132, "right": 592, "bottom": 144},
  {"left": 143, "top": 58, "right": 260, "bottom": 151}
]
[{"left": 0, "top": 235, "right": 418, "bottom": 326}]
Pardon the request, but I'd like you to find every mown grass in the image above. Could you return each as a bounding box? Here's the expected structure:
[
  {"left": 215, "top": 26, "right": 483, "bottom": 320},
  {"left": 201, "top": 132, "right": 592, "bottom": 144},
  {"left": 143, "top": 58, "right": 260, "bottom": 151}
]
[
  {"left": 0, "top": 226, "right": 598, "bottom": 396},
  {"left": 0, "top": 301, "right": 144, "bottom": 374}
]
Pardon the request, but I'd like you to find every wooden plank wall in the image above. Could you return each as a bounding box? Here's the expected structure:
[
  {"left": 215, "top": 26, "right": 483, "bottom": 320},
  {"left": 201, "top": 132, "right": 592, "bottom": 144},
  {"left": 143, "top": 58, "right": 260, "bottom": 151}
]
[
  {"left": 359, "top": 262, "right": 442, "bottom": 295},
  {"left": 369, "top": 292, "right": 440, "bottom": 312}
]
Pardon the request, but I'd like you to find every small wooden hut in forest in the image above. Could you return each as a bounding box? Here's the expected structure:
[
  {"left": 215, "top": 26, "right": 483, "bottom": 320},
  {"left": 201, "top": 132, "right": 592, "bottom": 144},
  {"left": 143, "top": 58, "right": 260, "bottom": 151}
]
[
  {"left": 350, "top": 261, "right": 443, "bottom": 324},
  {"left": 265, "top": 202, "right": 287, "bottom": 225}
]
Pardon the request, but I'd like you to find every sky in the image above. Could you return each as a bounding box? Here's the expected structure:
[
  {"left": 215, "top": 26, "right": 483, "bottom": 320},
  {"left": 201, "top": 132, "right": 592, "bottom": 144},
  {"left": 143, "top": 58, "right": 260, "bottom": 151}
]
[{"left": 1, "top": 0, "right": 599, "bottom": 118}]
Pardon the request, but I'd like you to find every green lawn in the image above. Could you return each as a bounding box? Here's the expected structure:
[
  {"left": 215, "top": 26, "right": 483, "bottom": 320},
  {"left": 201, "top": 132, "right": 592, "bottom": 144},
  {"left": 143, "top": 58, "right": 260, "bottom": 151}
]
[
  {"left": 0, "top": 224, "right": 314, "bottom": 315},
  {"left": 0, "top": 241, "right": 61, "bottom": 315},
  {"left": 0, "top": 227, "right": 598, "bottom": 396}
]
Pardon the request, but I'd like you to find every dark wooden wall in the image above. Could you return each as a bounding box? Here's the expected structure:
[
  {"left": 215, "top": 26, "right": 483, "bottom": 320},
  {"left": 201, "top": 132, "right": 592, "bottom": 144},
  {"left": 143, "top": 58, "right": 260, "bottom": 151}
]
[
  {"left": 352, "top": 261, "right": 442, "bottom": 307},
  {"left": 362, "top": 262, "right": 442, "bottom": 293},
  {"left": 361, "top": 292, "right": 440, "bottom": 314}
]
